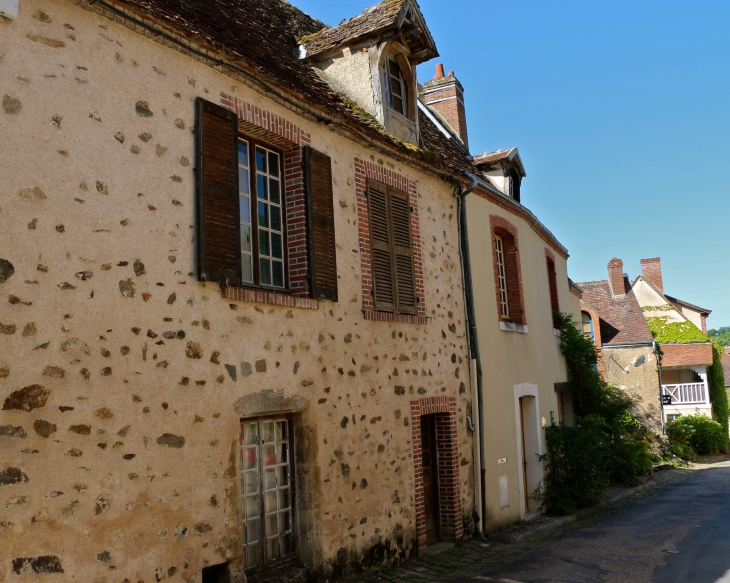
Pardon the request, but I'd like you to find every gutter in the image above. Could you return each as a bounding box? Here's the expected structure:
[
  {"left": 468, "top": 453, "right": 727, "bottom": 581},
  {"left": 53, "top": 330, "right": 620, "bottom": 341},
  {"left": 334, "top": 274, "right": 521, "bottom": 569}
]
[{"left": 455, "top": 172, "right": 487, "bottom": 535}]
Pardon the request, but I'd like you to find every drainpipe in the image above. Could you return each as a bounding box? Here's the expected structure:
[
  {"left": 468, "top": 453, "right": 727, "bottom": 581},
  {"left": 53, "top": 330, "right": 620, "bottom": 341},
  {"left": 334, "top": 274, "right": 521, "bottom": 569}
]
[
  {"left": 654, "top": 341, "right": 666, "bottom": 434},
  {"left": 455, "top": 172, "right": 487, "bottom": 536}
]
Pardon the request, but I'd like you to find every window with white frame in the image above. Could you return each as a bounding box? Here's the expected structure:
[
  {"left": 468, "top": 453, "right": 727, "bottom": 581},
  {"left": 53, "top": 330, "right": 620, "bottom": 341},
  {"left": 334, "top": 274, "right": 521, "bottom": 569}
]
[
  {"left": 384, "top": 57, "right": 409, "bottom": 117},
  {"left": 495, "top": 235, "right": 509, "bottom": 319},
  {"left": 240, "top": 417, "right": 295, "bottom": 571}
]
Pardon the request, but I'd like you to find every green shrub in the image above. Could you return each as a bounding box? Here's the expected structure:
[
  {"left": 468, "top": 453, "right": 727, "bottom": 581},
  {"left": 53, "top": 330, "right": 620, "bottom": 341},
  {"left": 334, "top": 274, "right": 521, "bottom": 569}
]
[
  {"left": 674, "top": 414, "right": 728, "bottom": 455},
  {"left": 708, "top": 343, "right": 729, "bottom": 431},
  {"left": 666, "top": 419, "right": 696, "bottom": 459},
  {"left": 536, "top": 314, "right": 653, "bottom": 515}
]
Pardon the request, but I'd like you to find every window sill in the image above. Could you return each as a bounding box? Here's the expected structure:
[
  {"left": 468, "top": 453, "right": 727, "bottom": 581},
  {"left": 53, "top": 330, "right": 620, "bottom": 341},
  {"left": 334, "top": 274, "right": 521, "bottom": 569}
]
[
  {"left": 499, "top": 320, "right": 528, "bottom": 334},
  {"left": 221, "top": 285, "right": 319, "bottom": 310},
  {"left": 362, "top": 310, "right": 429, "bottom": 325}
]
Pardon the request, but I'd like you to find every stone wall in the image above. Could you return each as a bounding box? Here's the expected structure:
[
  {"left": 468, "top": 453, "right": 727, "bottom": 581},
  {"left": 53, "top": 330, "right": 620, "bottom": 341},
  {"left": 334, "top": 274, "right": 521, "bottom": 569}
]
[{"left": 0, "top": 1, "right": 473, "bottom": 580}]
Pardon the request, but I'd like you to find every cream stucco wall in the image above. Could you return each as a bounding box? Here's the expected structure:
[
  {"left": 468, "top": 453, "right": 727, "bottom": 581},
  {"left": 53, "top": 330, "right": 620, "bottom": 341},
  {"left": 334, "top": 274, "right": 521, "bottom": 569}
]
[
  {"left": 0, "top": 1, "right": 474, "bottom": 580},
  {"left": 465, "top": 193, "right": 575, "bottom": 531}
]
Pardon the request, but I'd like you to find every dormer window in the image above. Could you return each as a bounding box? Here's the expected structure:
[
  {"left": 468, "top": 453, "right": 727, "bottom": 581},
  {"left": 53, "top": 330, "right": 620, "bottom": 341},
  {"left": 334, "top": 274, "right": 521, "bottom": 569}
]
[{"left": 385, "top": 57, "right": 408, "bottom": 117}]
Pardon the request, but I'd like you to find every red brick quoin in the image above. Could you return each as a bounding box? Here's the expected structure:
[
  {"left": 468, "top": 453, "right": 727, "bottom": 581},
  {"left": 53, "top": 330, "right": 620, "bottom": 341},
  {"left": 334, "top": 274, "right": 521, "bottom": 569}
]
[
  {"left": 489, "top": 214, "right": 526, "bottom": 325},
  {"left": 410, "top": 397, "right": 462, "bottom": 555},
  {"left": 220, "top": 93, "right": 312, "bottom": 296},
  {"left": 355, "top": 158, "right": 427, "bottom": 324}
]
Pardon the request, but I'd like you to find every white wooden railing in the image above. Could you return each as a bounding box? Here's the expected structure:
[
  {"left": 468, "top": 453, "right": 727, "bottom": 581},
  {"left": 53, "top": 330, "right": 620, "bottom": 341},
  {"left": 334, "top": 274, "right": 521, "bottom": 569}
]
[{"left": 662, "top": 383, "right": 708, "bottom": 405}]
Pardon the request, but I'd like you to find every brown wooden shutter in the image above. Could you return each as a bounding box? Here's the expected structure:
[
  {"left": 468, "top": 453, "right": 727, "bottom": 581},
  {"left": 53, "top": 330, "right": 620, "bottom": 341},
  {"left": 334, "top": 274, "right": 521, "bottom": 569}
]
[
  {"left": 195, "top": 97, "right": 241, "bottom": 285},
  {"left": 303, "top": 146, "right": 338, "bottom": 301},
  {"left": 367, "top": 180, "right": 396, "bottom": 312},
  {"left": 389, "top": 186, "right": 417, "bottom": 314}
]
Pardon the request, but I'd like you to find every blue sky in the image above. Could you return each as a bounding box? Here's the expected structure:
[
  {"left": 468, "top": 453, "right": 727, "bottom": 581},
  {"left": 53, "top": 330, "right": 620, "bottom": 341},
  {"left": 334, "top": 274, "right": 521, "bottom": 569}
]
[{"left": 294, "top": 0, "right": 730, "bottom": 326}]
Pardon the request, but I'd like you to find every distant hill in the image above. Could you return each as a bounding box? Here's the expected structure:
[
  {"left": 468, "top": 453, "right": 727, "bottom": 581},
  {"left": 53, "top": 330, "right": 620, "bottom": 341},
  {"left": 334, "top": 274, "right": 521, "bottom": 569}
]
[{"left": 709, "top": 327, "right": 730, "bottom": 347}]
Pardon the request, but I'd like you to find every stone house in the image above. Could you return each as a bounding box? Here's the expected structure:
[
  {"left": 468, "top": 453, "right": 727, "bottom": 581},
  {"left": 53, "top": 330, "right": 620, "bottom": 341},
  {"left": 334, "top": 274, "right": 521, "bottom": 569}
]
[
  {"left": 632, "top": 258, "right": 715, "bottom": 424},
  {"left": 418, "top": 64, "right": 582, "bottom": 529},
  {"left": 576, "top": 259, "right": 663, "bottom": 433},
  {"left": 0, "top": 0, "right": 484, "bottom": 580}
]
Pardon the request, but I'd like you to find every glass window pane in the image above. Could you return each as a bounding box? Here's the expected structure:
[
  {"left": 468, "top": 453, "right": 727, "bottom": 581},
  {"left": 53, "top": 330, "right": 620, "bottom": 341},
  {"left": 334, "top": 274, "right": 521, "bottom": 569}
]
[
  {"left": 259, "top": 229, "right": 270, "bottom": 257},
  {"left": 246, "top": 543, "right": 259, "bottom": 568},
  {"left": 245, "top": 471, "right": 258, "bottom": 495},
  {"left": 278, "top": 488, "right": 290, "bottom": 509},
  {"left": 256, "top": 147, "right": 266, "bottom": 172},
  {"left": 258, "top": 201, "right": 269, "bottom": 228},
  {"left": 241, "top": 226, "right": 252, "bottom": 252},
  {"left": 260, "top": 258, "right": 271, "bottom": 286},
  {"left": 243, "top": 423, "right": 258, "bottom": 445},
  {"left": 278, "top": 443, "right": 288, "bottom": 463},
  {"left": 277, "top": 421, "right": 288, "bottom": 440},
  {"left": 278, "top": 465, "right": 289, "bottom": 485},
  {"left": 281, "top": 511, "right": 291, "bottom": 532},
  {"left": 239, "top": 168, "right": 249, "bottom": 195},
  {"left": 242, "top": 254, "right": 253, "bottom": 283},
  {"left": 245, "top": 495, "right": 259, "bottom": 519},
  {"left": 240, "top": 195, "right": 251, "bottom": 223},
  {"left": 267, "top": 514, "right": 279, "bottom": 537},
  {"left": 243, "top": 447, "right": 257, "bottom": 470},
  {"left": 264, "top": 468, "right": 276, "bottom": 490},
  {"left": 263, "top": 422, "right": 275, "bottom": 443},
  {"left": 271, "top": 232, "right": 282, "bottom": 259},
  {"left": 272, "top": 261, "right": 284, "bottom": 288},
  {"left": 269, "top": 178, "right": 280, "bottom": 204},
  {"left": 270, "top": 206, "right": 281, "bottom": 232},
  {"left": 268, "top": 152, "right": 279, "bottom": 178},
  {"left": 281, "top": 533, "right": 292, "bottom": 555},
  {"left": 393, "top": 95, "right": 404, "bottom": 114},
  {"left": 268, "top": 537, "right": 280, "bottom": 561},
  {"left": 263, "top": 444, "right": 276, "bottom": 466},
  {"left": 257, "top": 174, "right": 267, "bottom": 200},
  {"left": 238, "top": 141, "right": 248, "bottom": 167},
  {"left": 246, "top": 519, "right": 259, "bottom": 543},
  {"left": 265, "top": 490, "right": 277, "bottom": 513}
]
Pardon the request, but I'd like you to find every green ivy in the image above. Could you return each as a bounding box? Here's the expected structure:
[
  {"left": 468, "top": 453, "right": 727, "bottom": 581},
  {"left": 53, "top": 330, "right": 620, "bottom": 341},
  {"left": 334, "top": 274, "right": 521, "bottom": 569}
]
[
  {"left": 537, "top": 314, "right": 652, "bottom": 515},
  {"left": 645, "top": 316, "right": 709, "bottom": 344},
  {"left": 708, "top": 343, "right": 729, "bottom": 431},
  {"left": 641, "top": 304, "right": 675, "bottom": 312}
]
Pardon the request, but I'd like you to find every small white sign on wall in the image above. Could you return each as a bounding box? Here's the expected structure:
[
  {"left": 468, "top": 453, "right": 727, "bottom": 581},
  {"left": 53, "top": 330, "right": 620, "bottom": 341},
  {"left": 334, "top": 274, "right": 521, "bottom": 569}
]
[{"left": 0, "top": 0, "right": 19, "bottom": 19}]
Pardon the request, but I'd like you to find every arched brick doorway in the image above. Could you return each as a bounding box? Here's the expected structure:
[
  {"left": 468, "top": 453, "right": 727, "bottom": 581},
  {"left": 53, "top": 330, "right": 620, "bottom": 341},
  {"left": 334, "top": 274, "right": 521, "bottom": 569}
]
[{"left": 411, "top": 397, "right": 462, "bottom": 555}]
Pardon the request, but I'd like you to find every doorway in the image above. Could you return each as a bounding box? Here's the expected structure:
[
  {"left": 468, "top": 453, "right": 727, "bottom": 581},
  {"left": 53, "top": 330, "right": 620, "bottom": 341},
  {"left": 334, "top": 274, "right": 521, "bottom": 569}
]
[
  {"left": 421, "top": 414, "right": 440, "bottom": 545},
  {"left": 518, "top": 395, "right": 540, "bottom": 516}
]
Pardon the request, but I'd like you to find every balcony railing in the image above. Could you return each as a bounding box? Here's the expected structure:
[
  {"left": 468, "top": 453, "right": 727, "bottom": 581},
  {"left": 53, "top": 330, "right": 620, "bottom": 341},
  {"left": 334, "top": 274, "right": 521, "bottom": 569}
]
[{"left": 662, "top": 383, "right": 708, "bottom": 405}]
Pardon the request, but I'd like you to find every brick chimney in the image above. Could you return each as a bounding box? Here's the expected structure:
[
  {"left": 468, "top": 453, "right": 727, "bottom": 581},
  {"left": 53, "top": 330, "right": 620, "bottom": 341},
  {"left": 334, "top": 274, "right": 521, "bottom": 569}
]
[
  {"left": 640, "top": 258, "right": 663, "bottom": 293},
  {"left": 607, "top": 258, "right": 626, "bottom": 297},
  {"left": 422, "top": 63, "right": 469, "bottom": 150}
]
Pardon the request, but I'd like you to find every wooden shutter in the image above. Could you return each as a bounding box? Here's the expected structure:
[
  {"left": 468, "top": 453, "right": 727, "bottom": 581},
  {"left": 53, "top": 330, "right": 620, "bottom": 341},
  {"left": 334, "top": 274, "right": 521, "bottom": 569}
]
[
  {"left": 303, "top": 146, "right": 338, "bottom": 301},
  {"left": 367, "top": 180, "right": 396, "bottom": 312},
  {"left": 389, "top": 186, "right": 417, "bottom": 314},
  {"left": 195, "top": 97, "right": 241, "bottom": 285}
]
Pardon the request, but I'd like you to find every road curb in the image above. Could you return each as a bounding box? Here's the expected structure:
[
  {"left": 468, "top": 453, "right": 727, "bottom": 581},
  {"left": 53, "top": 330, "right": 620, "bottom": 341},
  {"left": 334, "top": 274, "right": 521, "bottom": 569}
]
[{"left": 490, "top": 468, "right": 691, "bottom": 544}]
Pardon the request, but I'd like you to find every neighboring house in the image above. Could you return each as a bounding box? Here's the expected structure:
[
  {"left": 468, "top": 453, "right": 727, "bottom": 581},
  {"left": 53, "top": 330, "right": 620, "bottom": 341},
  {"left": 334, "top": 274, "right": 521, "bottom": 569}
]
[
  {"left": 724, "top": 348, "right": 730, "bottom": 390},
  {"left": 632, "top": 258, "right": 714, "bottom": 423},
  {"left": 0, "top": 0, "right": 485, "bottom": 580},
  {"left": 418, "top": 65, "right": 582, "bottom": 528},
  {"left": 576, "top": 259, "right": 663, "bottom": 433}
]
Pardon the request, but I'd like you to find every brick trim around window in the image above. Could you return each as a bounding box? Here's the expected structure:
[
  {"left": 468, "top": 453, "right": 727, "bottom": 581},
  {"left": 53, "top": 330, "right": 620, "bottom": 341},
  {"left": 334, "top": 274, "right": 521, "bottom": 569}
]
[
  {"left": 489, "top": 215, "right": 526, "bottom": 325},
  {"left": 220, "top": 93, "right": 311, "bottom": 297},
  {"left": 355, "top": 158, "right": 426, "bottom": 322},
  {"left": 411, "top": 397, "right": 462, "bottom": 555}
]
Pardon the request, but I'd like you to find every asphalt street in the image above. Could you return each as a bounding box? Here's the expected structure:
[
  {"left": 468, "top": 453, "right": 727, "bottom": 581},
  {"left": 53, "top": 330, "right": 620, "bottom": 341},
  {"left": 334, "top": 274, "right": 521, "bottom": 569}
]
[{"left": 357, "top": 461, "right": 730, "bottom": 583}]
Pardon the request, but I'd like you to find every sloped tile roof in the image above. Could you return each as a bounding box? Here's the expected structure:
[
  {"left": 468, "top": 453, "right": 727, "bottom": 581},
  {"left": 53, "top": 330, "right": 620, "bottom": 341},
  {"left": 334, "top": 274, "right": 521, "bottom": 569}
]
[
  {"left": 299, "top": 0, "right": 405, "bottom": 57},
  {"left": 661, "top": 344, "right": 713, "bottom": 368},
  {"left": 473, "top": 149, "right": 514, "bottom": 166},
  {"left": 576, "top": 280, "right": 654, "bottom": 345}
]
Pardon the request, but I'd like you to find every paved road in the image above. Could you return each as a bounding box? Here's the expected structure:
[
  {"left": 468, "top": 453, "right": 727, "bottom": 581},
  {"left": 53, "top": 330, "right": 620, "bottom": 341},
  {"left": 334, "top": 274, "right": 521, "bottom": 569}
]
[{"left": 356, "top": 461, "right": 730, "bottom": 583}]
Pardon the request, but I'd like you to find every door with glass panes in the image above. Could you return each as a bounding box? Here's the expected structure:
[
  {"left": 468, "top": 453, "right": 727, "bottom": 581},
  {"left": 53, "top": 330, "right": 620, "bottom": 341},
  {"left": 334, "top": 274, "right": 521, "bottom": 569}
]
[{"left": 240, "top": 417, "right": 295, "bottom": 571}]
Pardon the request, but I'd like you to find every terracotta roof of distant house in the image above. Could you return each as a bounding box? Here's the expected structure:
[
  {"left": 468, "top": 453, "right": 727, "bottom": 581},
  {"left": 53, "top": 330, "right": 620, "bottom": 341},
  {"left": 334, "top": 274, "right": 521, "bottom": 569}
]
[
  {"left": 665, "top": 294, "right": 712, "bottom": 315},
  {"left": 721, "top": 350, "right": 730, "bottom": 386},
  {"left": 575, "top": 280, "right": 654, "bottom": 345},
  {"left": 299, "top": 0, "right": 437, "bottom": 63},
  {"left": 661, "top": 344, "right": 714, "bottom": 368}
]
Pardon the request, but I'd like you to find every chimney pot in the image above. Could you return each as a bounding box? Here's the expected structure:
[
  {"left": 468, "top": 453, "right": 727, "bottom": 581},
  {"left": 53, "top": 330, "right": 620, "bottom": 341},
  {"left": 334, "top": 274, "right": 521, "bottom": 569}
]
[
  {"left": 640, "top": 258, "right": 664, "bottom": 293},
  {"left": 448, "top": 70, "right": 454, "bottom": 77},
  {"left": 607, "top": 257, "right": 626, "bottom": 297},
  {"left": 434, "top": 63, "right": 444, "bottom": 79}
]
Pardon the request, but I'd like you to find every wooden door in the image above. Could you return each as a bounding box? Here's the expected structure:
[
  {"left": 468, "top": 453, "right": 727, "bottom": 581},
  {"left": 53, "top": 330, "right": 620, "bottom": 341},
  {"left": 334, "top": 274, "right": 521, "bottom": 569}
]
[
  {"left": 421, "top": 414, "right": 440, "bottom": 545},
  {"left": 519, "top": 398, "right": 529, "bottom": 513}
]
